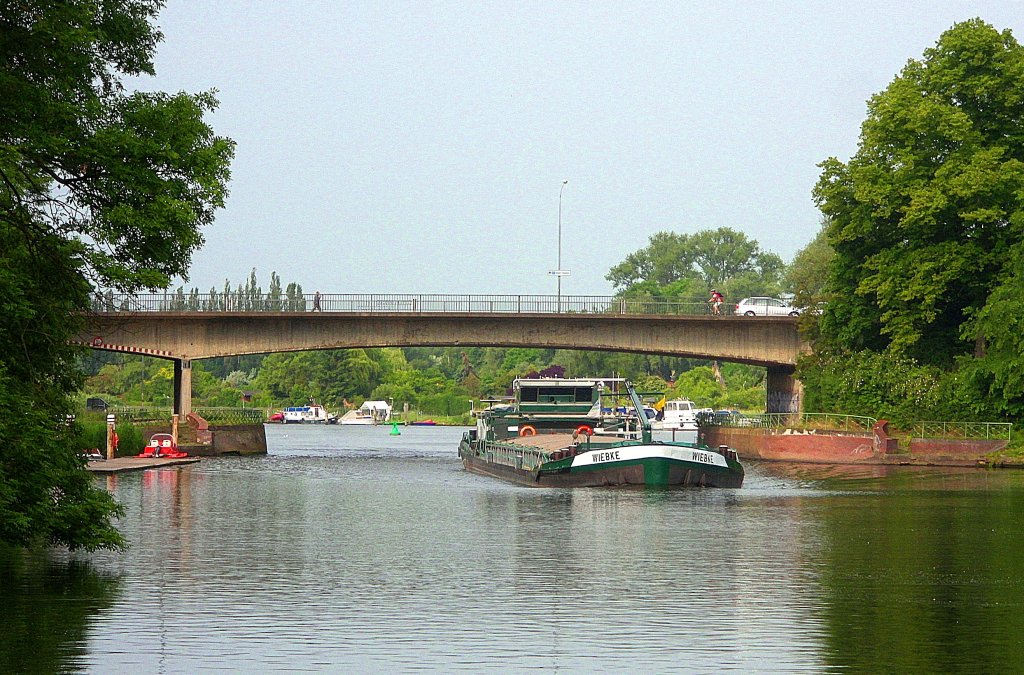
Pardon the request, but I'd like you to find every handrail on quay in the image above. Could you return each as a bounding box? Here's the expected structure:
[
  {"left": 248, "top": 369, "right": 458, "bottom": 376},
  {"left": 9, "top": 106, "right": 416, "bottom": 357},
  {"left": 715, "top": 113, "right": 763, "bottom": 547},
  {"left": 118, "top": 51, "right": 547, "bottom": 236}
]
[
  {"left": 108, "top": 406, "right": 265, "bottom": 425},
  {"left": 706, "top": 412, "right": 1012, "bottom": 440},
  {"left": 89, "top": 292, "right": 737, "bottom": 316}
]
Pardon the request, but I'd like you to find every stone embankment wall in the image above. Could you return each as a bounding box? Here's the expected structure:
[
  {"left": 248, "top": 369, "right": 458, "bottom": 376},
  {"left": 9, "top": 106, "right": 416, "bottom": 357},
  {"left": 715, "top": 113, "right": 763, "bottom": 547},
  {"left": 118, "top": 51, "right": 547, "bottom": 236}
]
[
  {"left": 701, "top": 422, "right": 1008, "bottom": 467},
  {"left": 139, "top": 422, "right": 267, "bottom": 456}
]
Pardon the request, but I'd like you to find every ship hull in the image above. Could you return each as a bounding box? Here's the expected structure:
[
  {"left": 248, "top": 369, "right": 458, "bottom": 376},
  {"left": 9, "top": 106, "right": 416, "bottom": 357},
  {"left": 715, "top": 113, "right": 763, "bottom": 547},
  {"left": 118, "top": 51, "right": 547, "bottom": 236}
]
[{"left": 459, "top": 439, "right": 743, "bottom": 488}]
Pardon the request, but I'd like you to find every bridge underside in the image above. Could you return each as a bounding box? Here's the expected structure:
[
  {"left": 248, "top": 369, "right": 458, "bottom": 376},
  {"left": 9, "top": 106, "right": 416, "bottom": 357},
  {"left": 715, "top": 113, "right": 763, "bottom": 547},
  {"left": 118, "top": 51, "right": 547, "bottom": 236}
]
[{"left": 80, "top": 313, "right": 809, "bottom": 415}]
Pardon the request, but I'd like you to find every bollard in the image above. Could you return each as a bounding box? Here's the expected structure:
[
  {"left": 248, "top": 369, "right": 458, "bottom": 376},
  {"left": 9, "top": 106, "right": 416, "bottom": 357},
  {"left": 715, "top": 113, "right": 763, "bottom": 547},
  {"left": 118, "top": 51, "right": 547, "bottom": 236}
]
[
  {"left": 172, "top": 413, "right": 179, "bottom": 447},
  {"left": 106, "top": 414, "right": 116, "bottom": 460}
]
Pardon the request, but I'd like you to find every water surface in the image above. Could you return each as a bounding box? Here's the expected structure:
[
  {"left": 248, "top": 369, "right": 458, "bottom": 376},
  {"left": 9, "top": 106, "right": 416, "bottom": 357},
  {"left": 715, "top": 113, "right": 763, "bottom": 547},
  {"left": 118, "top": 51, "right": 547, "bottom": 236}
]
[{"left": 3, "top": 425, "right": 1024, "bottom": 672}]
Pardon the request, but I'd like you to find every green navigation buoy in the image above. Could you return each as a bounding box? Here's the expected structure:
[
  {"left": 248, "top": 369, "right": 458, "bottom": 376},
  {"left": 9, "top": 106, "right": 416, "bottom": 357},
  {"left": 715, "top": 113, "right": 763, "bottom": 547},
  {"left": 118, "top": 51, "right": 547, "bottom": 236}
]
[{"left": 390, "top": 421, "right": 401, "bottom": 435}]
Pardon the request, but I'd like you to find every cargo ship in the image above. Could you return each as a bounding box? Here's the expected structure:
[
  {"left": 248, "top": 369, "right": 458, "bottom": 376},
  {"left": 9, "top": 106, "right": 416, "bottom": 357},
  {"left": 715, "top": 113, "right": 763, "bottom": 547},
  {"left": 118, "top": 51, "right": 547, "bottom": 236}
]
[{"left": 458, "top": 377, "right": 743, "bottom": 488}]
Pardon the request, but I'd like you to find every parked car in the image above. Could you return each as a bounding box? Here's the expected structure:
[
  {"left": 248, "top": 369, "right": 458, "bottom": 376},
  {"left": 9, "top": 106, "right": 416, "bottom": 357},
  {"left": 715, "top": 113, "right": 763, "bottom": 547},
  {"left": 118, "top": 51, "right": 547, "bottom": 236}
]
[{"left": 735, "top": 297, "right": 800, "bottom": 317}]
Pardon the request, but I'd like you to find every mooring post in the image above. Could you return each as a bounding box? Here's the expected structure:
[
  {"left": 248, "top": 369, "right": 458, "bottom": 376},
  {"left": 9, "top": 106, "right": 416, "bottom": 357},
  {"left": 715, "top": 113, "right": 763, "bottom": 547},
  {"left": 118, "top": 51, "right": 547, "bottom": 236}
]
[
  {"left": 172, "top": 413, "right": 179, "bottom": 447},
  {"left": 106, "top": 413, "right": 116, "bottom": 460}
]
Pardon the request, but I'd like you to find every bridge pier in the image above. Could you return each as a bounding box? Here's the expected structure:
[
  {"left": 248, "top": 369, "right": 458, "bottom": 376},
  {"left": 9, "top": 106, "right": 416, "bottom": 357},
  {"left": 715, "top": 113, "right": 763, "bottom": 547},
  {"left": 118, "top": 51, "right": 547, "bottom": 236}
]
[
  {"left": 173, "top": 359, "right": 192, "bottom": 417},
  {"left": 766, "top": 366, "right": 802, "bottom": 414}
]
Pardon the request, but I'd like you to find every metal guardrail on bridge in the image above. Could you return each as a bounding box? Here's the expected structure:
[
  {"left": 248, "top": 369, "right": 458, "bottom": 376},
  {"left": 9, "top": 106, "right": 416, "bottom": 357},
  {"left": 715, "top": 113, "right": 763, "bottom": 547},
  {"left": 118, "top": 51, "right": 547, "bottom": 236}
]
[{"left": 90, "top": 292, "right": 743, "bottom": 316}]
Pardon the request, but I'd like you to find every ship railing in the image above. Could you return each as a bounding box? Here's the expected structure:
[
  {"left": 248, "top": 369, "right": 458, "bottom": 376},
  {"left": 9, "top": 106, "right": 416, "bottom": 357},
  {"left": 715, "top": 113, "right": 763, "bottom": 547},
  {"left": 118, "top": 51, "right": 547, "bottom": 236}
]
[
  {"left": 477, "top": 440, "right": 552, "bottom": 470},
  {"left": 89, "top": 292, "right": 739, "bottom": 317}
]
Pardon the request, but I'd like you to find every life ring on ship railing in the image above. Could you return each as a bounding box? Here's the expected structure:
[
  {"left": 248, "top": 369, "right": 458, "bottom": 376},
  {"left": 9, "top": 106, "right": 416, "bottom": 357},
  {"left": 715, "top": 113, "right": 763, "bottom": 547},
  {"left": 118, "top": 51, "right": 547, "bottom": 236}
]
[
  {"left": 519, "top": 425, "right": 537, "bottom": 437},
  {"left": 575, "top": 425, "right": 593, "bottom": 436}
]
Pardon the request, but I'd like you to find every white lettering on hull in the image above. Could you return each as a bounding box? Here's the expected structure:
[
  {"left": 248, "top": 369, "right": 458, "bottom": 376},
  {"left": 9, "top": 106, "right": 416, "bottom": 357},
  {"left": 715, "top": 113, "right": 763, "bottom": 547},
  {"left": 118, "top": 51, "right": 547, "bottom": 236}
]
[{"left": 572, "top": 445, "right": 730, "bottom": 468}]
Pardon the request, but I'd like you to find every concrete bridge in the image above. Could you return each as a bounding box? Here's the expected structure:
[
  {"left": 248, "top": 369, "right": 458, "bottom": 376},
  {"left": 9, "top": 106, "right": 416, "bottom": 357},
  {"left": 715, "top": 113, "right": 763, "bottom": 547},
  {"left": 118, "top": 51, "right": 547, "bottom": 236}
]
[{"left": 80, "top": 293, "right": 810, "bottom": 416}]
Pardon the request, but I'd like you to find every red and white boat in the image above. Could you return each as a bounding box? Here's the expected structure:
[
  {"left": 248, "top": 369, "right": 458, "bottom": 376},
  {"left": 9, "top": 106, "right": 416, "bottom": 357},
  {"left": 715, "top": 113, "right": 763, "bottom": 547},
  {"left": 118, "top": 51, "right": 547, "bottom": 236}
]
[{"left": 138, "top": 433, "right": 188, "bottom": 459}]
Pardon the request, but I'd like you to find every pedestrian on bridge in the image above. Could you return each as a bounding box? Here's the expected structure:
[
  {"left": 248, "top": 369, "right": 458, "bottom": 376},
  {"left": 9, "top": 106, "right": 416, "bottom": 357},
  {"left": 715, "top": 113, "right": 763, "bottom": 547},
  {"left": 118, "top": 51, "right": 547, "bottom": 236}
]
[
  {"left": 709, "top": 289, "right": 723, "bottom": 315},
  {"left": 312, "top": 291, "right": 322, "bottom": 312}
]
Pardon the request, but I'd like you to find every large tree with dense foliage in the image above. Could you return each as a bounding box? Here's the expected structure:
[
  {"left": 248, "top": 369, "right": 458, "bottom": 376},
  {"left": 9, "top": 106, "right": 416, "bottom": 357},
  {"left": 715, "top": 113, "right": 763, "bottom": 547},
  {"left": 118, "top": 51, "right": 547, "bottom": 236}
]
[
  {"left": 607, "top": 227, "right": 785, "bottom": 302},
  {"left": 815, "top": 18, "right": 1024, "bottom": 365},
  {"left": 808, "top": 18, "right": 1024, "bottom": 419},
  {"left": 784, "top": 221, "right": 834, "bottom": 306},
  {"left": 0, "top": 1, "right": 234, "bottom": 549}
]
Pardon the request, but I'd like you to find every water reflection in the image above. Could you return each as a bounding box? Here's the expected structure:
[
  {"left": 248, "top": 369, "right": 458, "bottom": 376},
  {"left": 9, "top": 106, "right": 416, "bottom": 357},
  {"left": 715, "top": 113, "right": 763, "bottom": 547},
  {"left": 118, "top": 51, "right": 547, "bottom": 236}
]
[
  {"left": 0, "top": 545, "right": 122, "bottom": 673},
  {"left": 815, "top": 486, "right": 1024, "bottom": 672},
  {"left": 754, "top": 459, "right": 1020, "bottom": 491},
  {"left": 5, "top": 426, "right": 1024, "bottom": 672}
]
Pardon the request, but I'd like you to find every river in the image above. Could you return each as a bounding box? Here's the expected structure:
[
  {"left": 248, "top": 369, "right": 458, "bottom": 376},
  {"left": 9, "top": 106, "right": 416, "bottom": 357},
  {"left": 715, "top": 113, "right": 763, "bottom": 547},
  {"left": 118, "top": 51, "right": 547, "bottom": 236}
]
[{"left": 3, "top": 424, "right": 1024, "bottom": 673}]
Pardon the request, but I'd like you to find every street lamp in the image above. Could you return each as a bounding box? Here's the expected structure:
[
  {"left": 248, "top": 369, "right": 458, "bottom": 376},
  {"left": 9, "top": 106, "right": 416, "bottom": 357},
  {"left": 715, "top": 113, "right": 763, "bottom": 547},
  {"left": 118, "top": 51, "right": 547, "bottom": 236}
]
[{"left": 549, "top": 179, "right": 570, "bottom": 312}]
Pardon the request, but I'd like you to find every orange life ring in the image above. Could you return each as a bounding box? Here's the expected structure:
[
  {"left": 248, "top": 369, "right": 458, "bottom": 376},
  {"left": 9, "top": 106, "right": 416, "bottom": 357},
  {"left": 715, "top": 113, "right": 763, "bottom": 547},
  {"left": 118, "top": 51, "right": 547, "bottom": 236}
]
[
  {"left": 575, "top": 425, "right": 593, "bottom": 436},
  {"left": 519, "top": 425, "right": 537, "bottom": 437}
]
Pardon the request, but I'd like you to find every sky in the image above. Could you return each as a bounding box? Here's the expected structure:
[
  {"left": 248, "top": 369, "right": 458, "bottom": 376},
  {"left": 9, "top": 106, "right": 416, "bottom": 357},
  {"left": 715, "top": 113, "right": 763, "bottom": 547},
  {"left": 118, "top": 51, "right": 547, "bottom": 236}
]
[{"left": 136, "top": 1, "right": 1024, "bottom": 296}]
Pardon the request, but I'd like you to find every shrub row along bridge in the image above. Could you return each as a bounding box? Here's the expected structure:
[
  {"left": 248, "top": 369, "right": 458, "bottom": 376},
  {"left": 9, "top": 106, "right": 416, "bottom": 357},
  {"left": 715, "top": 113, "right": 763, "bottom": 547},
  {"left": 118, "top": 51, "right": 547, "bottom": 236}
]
[{"left": 80, "top": 293, "right": 810, "bottom": 416}]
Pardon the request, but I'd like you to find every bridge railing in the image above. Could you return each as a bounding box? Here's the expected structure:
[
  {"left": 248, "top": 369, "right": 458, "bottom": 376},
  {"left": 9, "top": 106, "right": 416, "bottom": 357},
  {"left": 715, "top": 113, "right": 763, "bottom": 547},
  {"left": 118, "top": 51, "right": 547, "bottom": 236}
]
[{"left": 90, "top": 292, "right": 730, "bottom": 316}]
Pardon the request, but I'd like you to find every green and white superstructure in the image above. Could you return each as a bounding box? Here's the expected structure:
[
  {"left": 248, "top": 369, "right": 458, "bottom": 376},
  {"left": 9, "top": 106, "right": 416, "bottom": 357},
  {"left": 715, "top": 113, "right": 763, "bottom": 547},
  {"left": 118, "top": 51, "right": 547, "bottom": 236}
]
[{"left": 458, "top": 377, "right": 743, "bottom": 488}]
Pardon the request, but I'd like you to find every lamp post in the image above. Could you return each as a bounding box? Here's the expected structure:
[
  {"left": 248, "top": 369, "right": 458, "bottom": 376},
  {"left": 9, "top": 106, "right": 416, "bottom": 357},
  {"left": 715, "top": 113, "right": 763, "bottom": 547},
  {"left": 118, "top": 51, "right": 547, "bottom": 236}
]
[{"left": 549, "top": 179, "right": 570, "bottom": 312}]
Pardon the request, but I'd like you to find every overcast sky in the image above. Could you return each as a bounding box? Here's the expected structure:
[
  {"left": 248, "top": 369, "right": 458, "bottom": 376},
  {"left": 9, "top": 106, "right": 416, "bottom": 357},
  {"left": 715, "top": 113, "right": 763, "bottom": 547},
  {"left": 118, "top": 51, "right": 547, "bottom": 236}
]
[{"left": 137, "top": 1, "right": 1023, "bottom": 296}]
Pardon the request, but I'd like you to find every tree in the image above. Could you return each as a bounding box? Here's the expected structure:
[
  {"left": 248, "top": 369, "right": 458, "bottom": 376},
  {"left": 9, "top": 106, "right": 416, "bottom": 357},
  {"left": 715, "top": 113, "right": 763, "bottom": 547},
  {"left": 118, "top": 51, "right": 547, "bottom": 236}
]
[
  {"left": 0, "top": 1, "right": 234, "bottom": 550},
  {"left": 607, "top": 227, "right": 784, "bottom": 301},
  {"left": 814, "top": 19, "right": 1024, "bottom": 367},
  {"left": 783, "top": 220, "right": 834, "bottom": 306}
]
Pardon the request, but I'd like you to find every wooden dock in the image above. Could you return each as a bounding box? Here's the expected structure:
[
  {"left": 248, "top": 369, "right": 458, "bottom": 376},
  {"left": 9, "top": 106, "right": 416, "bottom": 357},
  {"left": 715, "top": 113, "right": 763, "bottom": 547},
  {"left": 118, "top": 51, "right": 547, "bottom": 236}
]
[{"left": 86, "top": 456, "right": 201, "bottom": 474}]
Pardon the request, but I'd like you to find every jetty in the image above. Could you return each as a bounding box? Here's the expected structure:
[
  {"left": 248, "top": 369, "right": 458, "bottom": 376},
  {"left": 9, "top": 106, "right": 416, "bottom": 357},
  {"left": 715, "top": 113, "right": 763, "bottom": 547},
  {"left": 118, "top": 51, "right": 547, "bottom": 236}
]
[{"left": 86, "top": 456, "right": 200, "bottom": 474}]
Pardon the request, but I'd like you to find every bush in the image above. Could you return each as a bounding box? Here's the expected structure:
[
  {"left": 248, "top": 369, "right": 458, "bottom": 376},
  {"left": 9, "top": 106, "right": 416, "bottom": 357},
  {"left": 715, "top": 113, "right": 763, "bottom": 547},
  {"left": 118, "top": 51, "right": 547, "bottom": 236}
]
[
  {"left": 74, "top": 420, "right": 144, "bottom": 457},
  {"left": 798, "top": 350, "right": 992, "bottom": 423}
]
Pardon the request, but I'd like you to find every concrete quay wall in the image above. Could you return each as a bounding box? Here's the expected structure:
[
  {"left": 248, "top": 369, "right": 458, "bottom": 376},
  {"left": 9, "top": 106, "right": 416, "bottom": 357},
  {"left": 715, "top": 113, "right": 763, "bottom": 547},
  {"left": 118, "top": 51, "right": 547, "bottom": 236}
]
[
  {"left": 139, "top": 422, "right": 268, "bottom": 456},
  {"left": 702, "top": 427, "right": 1008, "bottom": 467}
]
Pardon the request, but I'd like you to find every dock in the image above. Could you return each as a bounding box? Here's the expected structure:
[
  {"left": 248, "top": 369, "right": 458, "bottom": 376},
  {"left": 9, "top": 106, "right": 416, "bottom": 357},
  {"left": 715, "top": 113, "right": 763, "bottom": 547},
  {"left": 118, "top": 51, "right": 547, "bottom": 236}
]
[{"left": 86, "top": 456, "right": 201, "bottom": 474}]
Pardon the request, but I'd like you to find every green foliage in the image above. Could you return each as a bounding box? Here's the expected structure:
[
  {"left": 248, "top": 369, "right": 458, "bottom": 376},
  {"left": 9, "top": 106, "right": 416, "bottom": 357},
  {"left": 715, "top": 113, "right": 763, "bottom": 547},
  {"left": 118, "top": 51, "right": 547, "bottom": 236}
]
[
  {"left": 250, "top": 349, "right": 387, "bottom": 406},
  {"left": 0, "top": 1, "right": 233, "bottom": 550},
  {"left": 75, "top": 421, "right": 143, "bottom": 458},
  {"left": 784, "top": 221, "right": 834, "bottom": 305},
  {"left": 797, "top": 350, "right": 984, "bottom": 424},
  {"left": 814, "top": 19, "right": 1024, "bottom": 367},
  {"left": 958, "top": 241, "right": 1024, "bottom": 417},
  {"left": 606, "top": 227, "right": 785, "bottom": 302},
  {"left": 0, "top": 223, "right": 125, "bottom": 550}
]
